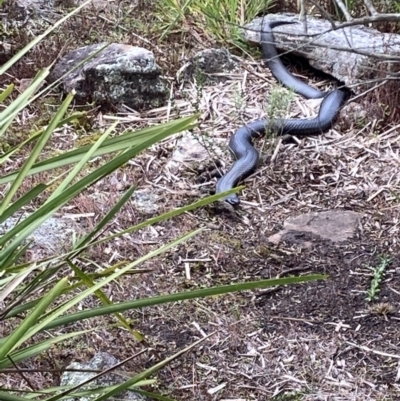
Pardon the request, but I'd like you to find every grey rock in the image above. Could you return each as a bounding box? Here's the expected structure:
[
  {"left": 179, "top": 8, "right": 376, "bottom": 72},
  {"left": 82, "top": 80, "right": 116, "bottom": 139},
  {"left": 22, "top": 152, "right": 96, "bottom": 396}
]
[
  {"left": 132, "top": 189, "right": 159, "bottom": 214},
  {"left": 48, "top": 43, "right": 168, "bottom": 110},
  {"left": 2, "top": 0, "right": 57, "bottom": 23},
  {"left": 268, "top": 210, "right": 361, "bottom": 247},
  {"left": 0, "top": 215, "right": 78, "bottom": 260},
  {"left": 166, "top": 132, "right": 224, "bottom": 173},
  {"left": 243, "top": 13, "right": 400, "bottom": 94},
  {"left": 180, "top": 48, "right": 239, "bottom": 83},
  {"left": 60, "top": 352, "right": 149, "bottom": 401}
]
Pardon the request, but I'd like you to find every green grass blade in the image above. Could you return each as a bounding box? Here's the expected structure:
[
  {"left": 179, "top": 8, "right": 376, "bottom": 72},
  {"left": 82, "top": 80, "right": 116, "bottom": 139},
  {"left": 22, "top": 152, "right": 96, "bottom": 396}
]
[
  {"left": 77, "top": 188, "right": 243, "bottom": 250},
  {"left": 0, "top": 242, "right": 31, "bottom": 271},
  {"left": 0, "top": 69, "right": 50, "bottom": 137},
  {"left": 160, "top": 0, "right": 195, "bottom": 40},
  {"left": 0, "top": 278, "right": 68, "bottom": 360},
  {"left": 0, "top": 113, "right": 84, "bottom": 165},
  {"left": 0, "top": 393, "right": 29, "bottom": 401},
  {"left": 0, "top": 188, "right": 241, "bottom": 274},
  {"left": 92, "top": 333, "right": 212, "bottom": 401},
  {"left": 0, "top": 116, "right": 198, "bottom": 248},
  {"left": 66, "top": 259, "right": 144, "bottom": 341},
  {"left": 73, "top": 185, "right": 136, "bottom": 251},
  {"left": 0, "top": 115, "right": 198, "bottom": 184},
  {"left": 2, "top": 267, "right": 151, "bottom": 320},
  {"left": 0, "top": 69, "right": 47, "bottom": 119},
  {"left": 0, "top": 92, "right": 74, "bottom": 215},
  {"left": 0, "top": 330, "right": 91, "bottom": 370},
  {"left": 0, "top": 263, "right": 38, "bottom": 303},
  {"left": 0, "top": 184, "right": 48, "bottom": 224},
  {"left": 19, "top": 230, "right": 203, "bottom": 342},
  {"left": 44, "top": 274, "right": 326, "bottom": 332},
  {"left": 7, "top": 380, "right": 155, "bottom": 399},
  {"left": 0, "top": 215, "right": 58, "bottom": 266},
  {"left": 0, "top": 83, "right": 14, "bottom": 102},
  {"left": 47, "top": 122, "right": 117, "bottom": 202}
]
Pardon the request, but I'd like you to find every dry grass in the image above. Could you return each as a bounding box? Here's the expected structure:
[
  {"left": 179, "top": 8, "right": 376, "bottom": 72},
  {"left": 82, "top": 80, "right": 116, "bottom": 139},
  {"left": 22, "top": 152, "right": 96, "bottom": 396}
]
[{"left": 1, "top": 1, "right": 400, "bottom": 400}]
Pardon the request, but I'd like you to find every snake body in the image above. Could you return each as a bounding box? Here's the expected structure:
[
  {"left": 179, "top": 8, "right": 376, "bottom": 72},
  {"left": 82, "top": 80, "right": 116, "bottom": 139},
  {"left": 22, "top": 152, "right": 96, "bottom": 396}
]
[{"left": 215, "top": 21, "right": 348, "bottom": 205}]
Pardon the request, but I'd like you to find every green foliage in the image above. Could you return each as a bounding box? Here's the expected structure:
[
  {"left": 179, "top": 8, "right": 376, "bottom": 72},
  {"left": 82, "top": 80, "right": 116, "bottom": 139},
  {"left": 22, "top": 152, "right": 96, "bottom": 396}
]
[
  {"left": 155, "top": 0, "right": 274, "bottom": 52},
  {"left": 365, "top": 255, "right": 392, "bottom": 301}
]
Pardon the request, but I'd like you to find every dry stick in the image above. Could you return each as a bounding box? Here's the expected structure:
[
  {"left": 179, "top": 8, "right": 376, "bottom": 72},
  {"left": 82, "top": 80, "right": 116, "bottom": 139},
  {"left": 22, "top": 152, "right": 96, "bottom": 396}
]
[
  {"left": 254, "top": 12, "right": 400, "bottom": 35},
  {"left": 303, "top": 1, "right": 355, "bottom": 52},
  {"left": 298, "top": 0, "right": 308, "bottom": 34},
  {"left": 333, "top": 13, "right": 400, "bottom": 29},
  {"left": 333, "top": 0, "right": 353, "bottom": 21},
  {"left": 346, "top": 341, "right": 400, "bottom": 359},
  {"left": 363, "top": 0, "right": 379, "bottom": 16},
  {"left": 7, "top": 355, "right": 37, "bottom": 391},
  {"left": 348, "top": 79, "right": 389, "bottom": 103},
  {"left": 308, "top": 0, "right": 337, "bottom": 28}
]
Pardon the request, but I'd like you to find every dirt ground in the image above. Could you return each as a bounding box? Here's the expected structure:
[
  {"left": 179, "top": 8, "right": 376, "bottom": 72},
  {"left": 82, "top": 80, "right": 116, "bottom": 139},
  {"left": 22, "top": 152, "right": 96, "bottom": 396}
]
[
  {"left": 1, "top": 1, "right": 400, "bottom": 401},
  {"left": 26, "top": 58, "right": 398, "bottom": 399}
]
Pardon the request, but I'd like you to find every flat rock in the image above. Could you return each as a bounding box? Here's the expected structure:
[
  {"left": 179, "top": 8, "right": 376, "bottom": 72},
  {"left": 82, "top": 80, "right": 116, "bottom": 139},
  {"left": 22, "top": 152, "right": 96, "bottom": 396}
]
[
  {"left": 268, "top": 210, "right": 361, "bottom": 246},
  {"left": 166, "top": 132, "right": 224, "bottom": 173},
  {"left": 48, "top": 43, "right": 167, "bottom": 110},
  {"left": 0, "top": 215, "right": 78, "bottom": 260},
  {"left": 243, "top": 13, "right": 400, "bottom": 94},
  {"left": 61, "top": 352, "right": 150, "bottom": 401}
]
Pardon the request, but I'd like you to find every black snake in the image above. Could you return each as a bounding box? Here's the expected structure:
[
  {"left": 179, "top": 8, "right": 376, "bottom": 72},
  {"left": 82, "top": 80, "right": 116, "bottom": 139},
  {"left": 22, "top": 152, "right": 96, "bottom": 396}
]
[{"left": 215, "top": 21, "right": 348, "bottom": 205}]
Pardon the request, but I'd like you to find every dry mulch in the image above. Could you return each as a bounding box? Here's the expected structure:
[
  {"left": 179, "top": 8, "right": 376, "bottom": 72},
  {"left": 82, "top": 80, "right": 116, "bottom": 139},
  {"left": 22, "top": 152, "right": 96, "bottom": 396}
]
[{"left": 73, "top": 56, "right": 400, "bottom": 400}]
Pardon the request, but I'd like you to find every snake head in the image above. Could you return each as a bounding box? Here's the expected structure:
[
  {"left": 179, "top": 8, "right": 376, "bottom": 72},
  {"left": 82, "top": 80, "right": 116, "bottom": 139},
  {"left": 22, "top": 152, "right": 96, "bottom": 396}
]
[{"left": 224, "top": 194, "right": 240, "bottom": 206}]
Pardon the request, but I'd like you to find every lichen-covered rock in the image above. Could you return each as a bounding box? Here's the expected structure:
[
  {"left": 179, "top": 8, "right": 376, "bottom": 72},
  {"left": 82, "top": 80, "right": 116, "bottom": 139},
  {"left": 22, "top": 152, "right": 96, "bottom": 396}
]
[
  {"left": 48, "top": 43, "right": 168, "bottom": 110},
  {"left": 60, "top": 352, "right": 150, "bottom": 401},
  {"left": 180, "top": 48, "right": 239, "bottom": 83},
  {"left": 3, "top": 0, "right": 56, "bottom": 21}
]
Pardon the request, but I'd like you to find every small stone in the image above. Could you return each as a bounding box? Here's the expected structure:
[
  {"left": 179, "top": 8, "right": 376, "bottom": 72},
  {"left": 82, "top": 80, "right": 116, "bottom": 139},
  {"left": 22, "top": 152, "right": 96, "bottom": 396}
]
[
  {"left": 180, "top": 48, "right": 239, "bottom": 84},
  {"left": 268, "top": 210, "right": 361, "bottom": 246},
  {"left": 166, "top": 132, "right": 224, "bottom": 173}
]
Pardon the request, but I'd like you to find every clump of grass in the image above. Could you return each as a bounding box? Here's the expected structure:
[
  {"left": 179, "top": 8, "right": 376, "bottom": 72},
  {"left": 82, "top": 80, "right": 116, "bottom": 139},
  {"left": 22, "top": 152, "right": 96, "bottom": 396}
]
[
  {"left": 155, "top": 0, "right": 274, "bottom": 53},
  {"left": 368, "top": 302, "right": 395, "bottom": 316},
  {"left": 365, "top": 255, "right": 392, "bottom": 302}
]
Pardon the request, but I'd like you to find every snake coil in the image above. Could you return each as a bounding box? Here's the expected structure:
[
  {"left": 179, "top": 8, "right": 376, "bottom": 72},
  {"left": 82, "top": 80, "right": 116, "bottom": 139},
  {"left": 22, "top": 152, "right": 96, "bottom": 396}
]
[{"left": 215, "top": 21, "right": 348, "bottom": 205}]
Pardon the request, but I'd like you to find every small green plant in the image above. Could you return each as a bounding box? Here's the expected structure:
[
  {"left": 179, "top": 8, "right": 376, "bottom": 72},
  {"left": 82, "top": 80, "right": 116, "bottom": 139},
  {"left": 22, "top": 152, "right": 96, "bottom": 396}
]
[
  {"left": 365, "top": 255, "right": 392, "bottom": 302},
  {"left": 266, "top": 85, "right": 295, "bottom": 125},
  {"left": 263, "top": 84, "right": 294, "bottom": 144}
]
